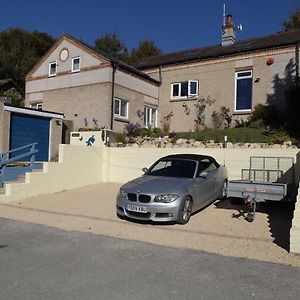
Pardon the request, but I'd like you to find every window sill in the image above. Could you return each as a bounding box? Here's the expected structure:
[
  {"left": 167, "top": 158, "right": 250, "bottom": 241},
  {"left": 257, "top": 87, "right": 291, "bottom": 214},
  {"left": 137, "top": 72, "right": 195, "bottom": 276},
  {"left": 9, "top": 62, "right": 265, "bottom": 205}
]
[
  {"left": 170, "top": 96, "right": 198, "bottom": 102},
  {"left": 114, "top": 117, "right": 129, "bottom": 123},
  {"left": 233, "top": 110, "right": 252, "bottom": 115}
]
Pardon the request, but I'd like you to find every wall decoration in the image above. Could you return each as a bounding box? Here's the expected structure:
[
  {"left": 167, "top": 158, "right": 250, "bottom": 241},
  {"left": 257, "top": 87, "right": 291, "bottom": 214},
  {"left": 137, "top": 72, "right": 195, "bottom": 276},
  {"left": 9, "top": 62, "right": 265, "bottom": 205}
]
[{"left": 86, "top": 135, "right": 95, "bottom": 146}]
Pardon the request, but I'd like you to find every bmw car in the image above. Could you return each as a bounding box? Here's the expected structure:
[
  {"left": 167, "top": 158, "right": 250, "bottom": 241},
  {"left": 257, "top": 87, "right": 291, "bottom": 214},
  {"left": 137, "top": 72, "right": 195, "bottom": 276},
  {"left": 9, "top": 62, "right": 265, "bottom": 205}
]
[{"left": 116, "top": 154, "right": 228, "bottom": 224}]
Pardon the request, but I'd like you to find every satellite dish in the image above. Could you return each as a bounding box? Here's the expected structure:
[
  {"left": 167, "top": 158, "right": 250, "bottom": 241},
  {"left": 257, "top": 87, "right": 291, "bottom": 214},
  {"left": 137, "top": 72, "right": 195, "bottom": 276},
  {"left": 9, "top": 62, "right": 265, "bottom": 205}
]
[{"left": 237, "top": 24, "right": 243, "bottom": 31}]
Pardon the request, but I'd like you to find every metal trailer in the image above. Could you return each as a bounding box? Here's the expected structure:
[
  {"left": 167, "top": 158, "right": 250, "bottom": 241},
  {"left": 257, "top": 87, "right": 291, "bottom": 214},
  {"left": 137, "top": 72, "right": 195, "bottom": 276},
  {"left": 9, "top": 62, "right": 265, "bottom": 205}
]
[{"left": 226, "top": 156, "right": 297, "bottom": 222}]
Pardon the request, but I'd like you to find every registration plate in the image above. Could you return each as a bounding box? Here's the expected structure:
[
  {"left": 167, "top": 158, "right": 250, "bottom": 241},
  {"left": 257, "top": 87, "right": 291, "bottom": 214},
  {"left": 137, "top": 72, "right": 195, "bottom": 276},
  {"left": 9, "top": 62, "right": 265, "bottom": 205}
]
[{"left": 127, "top": 205, "right": 147, "bottom": 213}]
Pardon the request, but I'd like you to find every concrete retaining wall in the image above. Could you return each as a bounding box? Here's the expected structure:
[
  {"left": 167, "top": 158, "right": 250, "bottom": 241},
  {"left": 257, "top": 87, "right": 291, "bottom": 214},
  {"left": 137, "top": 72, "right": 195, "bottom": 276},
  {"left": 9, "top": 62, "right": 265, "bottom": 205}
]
[{"left": 290, "top": 185, "right": 300, "bottom": 253}]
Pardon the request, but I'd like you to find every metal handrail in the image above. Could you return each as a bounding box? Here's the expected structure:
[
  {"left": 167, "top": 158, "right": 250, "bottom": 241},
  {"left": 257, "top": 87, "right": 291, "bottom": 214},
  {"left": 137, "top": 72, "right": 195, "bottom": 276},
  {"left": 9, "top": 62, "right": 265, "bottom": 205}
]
[{"left": 0, "top": 143, "right": 38, "bottom": 187}]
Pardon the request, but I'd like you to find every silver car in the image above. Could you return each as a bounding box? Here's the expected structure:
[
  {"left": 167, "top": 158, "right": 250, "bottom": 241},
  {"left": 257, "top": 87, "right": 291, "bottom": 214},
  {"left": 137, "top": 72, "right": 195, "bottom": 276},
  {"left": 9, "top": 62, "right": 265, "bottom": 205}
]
[{"left": 116, "top": 154, "right": 228, "bottom": 224}]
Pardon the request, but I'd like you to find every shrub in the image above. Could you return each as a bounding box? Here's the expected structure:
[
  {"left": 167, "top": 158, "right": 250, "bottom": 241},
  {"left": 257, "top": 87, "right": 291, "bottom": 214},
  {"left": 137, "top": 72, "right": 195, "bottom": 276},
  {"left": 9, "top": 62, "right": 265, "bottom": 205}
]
[
  {"left": 248, "top": 104, "right": 281, "bottom": 128},
  {"left": 115, "top": 133, "right": 126, "bottom": 144},
  {"left": 266, "top": 130, "right": 294, "bottom": 144},
  {"left": 139, "top": 127, "right": 162, "bottom": 137},
  {"left": 211, "top": 106, "right": 232, "bottom": 129},
  {"left": 124, "top": 122, "right": 141, "bottom": 137}
]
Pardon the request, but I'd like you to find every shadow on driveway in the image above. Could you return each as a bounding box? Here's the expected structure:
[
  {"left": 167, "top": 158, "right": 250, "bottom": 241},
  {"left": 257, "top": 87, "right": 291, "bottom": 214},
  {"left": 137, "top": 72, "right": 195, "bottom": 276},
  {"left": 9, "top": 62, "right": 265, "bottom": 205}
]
[{"left": 214, "top": 199, "right": 294, "bottom": 251}]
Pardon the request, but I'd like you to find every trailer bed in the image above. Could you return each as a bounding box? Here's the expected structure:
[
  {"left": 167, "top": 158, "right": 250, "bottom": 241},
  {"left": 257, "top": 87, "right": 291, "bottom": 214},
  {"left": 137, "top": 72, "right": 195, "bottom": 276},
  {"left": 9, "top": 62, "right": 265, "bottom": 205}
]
[
  {"left": 227, "top": 180, "right": 288, "bottom": 202},
  {"left": 226, "top": 156, "right": 296, "bottom": 222}
]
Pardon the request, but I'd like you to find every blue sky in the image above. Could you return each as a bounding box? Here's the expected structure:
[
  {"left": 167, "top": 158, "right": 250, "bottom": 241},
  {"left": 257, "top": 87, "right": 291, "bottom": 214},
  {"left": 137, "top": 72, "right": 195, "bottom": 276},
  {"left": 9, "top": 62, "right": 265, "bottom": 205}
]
[{"left": 0, "top": 0, "right": 299, "bottom": 53}]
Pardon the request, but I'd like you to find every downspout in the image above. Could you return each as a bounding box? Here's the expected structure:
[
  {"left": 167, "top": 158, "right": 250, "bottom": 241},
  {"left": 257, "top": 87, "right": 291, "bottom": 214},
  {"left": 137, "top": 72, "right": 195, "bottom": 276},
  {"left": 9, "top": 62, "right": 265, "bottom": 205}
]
[
  {"left": 159, "top": 65, "right": 162, "bottom": 84},
  {"left": 110, "top": 62, "right": 118, "bottom": 130},
  {"left": 295, "top": 43, "right": 299, "bottom": 86}
]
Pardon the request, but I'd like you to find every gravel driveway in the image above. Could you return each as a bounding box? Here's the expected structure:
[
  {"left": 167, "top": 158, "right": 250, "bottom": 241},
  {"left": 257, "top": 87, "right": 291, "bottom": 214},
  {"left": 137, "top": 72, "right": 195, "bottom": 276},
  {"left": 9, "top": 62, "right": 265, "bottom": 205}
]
[{"left": 0, "top": 182, "right": 299, "bottom": 267}]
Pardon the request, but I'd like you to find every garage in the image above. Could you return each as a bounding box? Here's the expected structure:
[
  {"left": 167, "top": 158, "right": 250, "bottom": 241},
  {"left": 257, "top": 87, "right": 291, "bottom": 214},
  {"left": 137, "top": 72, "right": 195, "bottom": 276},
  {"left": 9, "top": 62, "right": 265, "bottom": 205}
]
[
  {"left": 1, "top": 104, "right": 64, "bottom": 162},
  {"left": 10, "top": 113, "right": 50, "bottom": 161}
]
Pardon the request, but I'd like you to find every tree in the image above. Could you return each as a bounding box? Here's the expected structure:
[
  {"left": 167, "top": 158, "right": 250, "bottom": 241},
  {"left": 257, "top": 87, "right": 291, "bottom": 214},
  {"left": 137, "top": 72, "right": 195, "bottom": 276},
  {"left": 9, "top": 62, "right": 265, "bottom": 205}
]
[
  {"left": 130, "top": 39, "right": 162, "bottom": 64},
  {"left": 0, "top": 28, "right": 55, "bottom": 105},
  {"left": 94, "top": 33, "right": 162, "bottom": 65},
  {"left": 94, "top": 32, "right": 129, "bottom": 62},
  {"left": 282, "top": 7, "right": 300, "bottom": 31}
]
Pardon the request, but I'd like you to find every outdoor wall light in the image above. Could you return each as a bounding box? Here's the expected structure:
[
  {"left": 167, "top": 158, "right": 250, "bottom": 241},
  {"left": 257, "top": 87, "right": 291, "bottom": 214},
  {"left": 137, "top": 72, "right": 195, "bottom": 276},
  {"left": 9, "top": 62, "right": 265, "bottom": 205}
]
[{"left": 255, "top": 77, "right": 261, "bottom": 83}]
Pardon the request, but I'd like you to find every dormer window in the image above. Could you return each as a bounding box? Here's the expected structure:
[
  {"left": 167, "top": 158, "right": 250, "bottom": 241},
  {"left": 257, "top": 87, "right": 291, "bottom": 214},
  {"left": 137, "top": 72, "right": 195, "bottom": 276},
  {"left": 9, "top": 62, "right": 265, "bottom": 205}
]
[
  {"left": 48, "top": 61, "right": 57, "bottom": 77},
  {"left": 72, "top": 57, "right": 81, "bottom": 72}
]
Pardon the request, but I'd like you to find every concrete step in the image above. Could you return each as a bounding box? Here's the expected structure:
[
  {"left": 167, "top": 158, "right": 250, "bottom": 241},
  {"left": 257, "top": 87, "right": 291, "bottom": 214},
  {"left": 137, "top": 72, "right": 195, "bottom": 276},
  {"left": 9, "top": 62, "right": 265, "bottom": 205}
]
[
  {"left": 0, "top": 175, "right": 26, "bottom": 197},
  {"left": 4, "top": 175, "right": 26, "bottom": 185}
]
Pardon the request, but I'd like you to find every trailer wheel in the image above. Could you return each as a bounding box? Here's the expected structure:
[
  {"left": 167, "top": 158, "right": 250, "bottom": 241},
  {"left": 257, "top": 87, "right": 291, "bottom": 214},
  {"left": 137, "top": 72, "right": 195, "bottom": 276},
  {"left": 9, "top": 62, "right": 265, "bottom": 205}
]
[{"left": 246, "top": 213, "right": 254, "bottom": 222}]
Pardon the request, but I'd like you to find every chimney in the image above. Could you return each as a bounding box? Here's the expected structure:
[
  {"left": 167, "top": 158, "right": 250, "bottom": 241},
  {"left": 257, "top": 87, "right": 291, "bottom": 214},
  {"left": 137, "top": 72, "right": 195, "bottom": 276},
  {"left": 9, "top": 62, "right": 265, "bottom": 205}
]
[{"left": 222, "top": 14, "right": 236, "bottom": 46}]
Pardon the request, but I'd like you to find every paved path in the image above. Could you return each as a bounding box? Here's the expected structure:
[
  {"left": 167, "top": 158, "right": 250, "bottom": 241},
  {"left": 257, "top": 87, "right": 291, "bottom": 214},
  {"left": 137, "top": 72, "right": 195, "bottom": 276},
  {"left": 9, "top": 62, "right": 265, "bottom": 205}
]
[{"left": 1, "top": 218, "right": 300, "bottom": 300}]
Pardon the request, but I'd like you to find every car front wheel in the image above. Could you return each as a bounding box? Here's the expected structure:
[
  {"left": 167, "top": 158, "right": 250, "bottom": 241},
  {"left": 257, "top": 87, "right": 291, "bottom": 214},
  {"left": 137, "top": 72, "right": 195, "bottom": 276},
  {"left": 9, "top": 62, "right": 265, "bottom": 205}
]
[{"left": 178, "top": 196, "right": 192, "bottom": 224}]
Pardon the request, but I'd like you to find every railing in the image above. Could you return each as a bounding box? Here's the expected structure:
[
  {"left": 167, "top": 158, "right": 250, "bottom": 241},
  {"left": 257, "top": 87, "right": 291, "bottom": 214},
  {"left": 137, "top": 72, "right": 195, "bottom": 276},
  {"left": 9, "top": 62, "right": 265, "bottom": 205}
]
[{"left": 0, "top": 143, "right": 38, "bottom": 187}]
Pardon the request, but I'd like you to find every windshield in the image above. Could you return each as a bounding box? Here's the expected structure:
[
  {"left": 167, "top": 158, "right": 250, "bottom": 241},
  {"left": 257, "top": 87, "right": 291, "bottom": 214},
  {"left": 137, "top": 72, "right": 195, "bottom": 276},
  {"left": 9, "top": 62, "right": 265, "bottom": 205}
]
[{"left": 146, "top": 159, "right": 197, "bottom": 179}]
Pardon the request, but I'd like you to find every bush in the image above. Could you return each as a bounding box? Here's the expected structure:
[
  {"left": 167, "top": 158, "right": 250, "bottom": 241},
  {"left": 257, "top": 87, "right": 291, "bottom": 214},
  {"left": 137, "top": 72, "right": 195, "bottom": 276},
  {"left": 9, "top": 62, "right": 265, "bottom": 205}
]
[
  {"left": 124, "top": 122, "right": 141, "bottom": 137},
  {"left": 266, "top": 130, "right": 294, "bottom": 144},
  {"left": 139, "top": 127, "right": 162, "bottom": 137},
  {"left": 211, "top": 106, "right": 232, "bottom": 129},
  {"left": 248, "top": 104, "right": 281, "bottom": 129},
  {"left": 115, "top": 133, "right": 126, "bottom": 144}
]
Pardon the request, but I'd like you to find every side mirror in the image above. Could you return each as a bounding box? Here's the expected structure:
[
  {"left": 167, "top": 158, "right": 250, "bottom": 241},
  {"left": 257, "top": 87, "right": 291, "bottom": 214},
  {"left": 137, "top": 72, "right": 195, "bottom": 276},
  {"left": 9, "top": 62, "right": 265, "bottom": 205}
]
[
  {"left": 199, "top": 171, "right": 209, "bottom": 178},
  {"left": 142, "top": 167, "right": 148, "bottom": 173}
]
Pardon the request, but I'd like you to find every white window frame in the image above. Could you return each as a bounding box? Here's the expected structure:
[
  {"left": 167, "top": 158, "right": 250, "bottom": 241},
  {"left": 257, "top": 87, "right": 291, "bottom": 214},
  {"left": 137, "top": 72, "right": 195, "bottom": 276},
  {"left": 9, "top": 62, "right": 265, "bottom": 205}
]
[
  {"left": 144, "top": 106, "right": 157, "bottom": 128},
  {"left": 72, "top": 57, "right": 81, "bottom": 73},
  {"left": 114, "top": 98, "right": 128, "bottom": 119},
  {"left": 171, "top": 80, "right": 199, "bottom": 99},
  {"left": 30, "top": 103, "right": 43, "bottom": 110},
  {"left": 48, "top": 61, "right": 57, "bottom": 77},
  {"left": 234, "top": 70, "right": 253, "bottom": 112}
]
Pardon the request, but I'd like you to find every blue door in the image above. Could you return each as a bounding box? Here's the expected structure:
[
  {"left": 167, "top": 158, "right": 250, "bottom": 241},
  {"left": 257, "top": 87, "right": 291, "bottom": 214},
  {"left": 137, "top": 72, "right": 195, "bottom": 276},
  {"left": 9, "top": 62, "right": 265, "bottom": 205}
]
[{"left": 9, "top": 113, "right": 50, "bottom": 161}]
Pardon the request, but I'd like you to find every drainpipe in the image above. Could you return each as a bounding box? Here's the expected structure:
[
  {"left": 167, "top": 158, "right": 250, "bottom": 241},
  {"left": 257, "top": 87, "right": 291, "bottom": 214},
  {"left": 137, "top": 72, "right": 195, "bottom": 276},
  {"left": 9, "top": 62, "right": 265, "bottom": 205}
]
[
  {"left": 296, "top": 43, "right": 299, "bottom": 86},
  {"left": 110, "top": 62, "right": 118, "bottom": 130},
  {"left": 159, "top": 65, "right": 162, "bottom": 84}
]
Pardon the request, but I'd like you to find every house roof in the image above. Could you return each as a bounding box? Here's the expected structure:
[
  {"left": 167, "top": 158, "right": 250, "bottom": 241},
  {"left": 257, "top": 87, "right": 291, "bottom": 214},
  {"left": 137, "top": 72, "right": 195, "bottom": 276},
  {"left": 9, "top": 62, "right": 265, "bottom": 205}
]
[
  {"left": 26, "top": 34, "right": 160, "bottom": 85},
  {"left": 4, "top": 103, "right": 65, "bottom": 119},
  {"left": 136, "top": 29, "right": 300, "bottom": 69},
  {"left": 60, "top": 34, "right": 160, "bottom": 85}
]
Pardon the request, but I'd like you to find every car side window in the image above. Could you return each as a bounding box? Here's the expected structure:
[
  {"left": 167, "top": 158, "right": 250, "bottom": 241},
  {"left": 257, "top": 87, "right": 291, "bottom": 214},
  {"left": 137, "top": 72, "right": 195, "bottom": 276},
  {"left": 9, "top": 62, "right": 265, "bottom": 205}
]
[{"left": 198, "top": 158, "right": 217, "bottom": 175}]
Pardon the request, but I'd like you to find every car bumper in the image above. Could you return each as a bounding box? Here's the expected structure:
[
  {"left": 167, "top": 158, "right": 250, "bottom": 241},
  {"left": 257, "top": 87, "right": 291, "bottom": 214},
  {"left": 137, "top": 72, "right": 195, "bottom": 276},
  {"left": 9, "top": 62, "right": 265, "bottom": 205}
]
[{"left": 116, "top": 196, "right": 181, "bottom": 222}]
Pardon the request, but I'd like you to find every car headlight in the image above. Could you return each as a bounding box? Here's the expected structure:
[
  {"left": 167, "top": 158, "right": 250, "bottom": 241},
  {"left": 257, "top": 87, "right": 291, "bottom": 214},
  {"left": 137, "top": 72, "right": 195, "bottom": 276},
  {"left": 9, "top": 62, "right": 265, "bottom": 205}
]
[
  {"left": 154, "top": 194, "right": 179, "bottom": 203},
  {"left": 118, "top": 189, "right": 127, "bottom": 198}
]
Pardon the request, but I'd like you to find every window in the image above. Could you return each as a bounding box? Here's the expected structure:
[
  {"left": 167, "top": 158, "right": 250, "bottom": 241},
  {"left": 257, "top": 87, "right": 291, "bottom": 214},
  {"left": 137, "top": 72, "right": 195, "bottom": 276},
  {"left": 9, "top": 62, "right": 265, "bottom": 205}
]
[
  {"left": 235, "top": 70, "right": 252, "bottom": 111},
  {"left": 114, "top": 98, "right": 128, "bottom": 119},
  {"left": 198, "top": 158, "right": 217, "bottom": 176},
  {"left": 30, "top": 103, "right": 43, "bottom": 110},
  {"left": 144, "top": 107, "right": 157, "bottom": 128},
  {"left": 171, "top": 80, "right": 198, "bottom": 99},
  {"left": 72, "top": 57, "right": 81, "bottom": 72},
  {"left": 48, "top": 61, "right": 57, "bottom": 76}
]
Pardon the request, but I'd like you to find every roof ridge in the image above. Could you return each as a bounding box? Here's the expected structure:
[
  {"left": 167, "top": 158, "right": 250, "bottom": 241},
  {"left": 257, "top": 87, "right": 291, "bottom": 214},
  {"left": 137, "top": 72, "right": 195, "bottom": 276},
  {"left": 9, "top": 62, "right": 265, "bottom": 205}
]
[{"left": 137, "top": 29, "right": 300, "bottom": 69}]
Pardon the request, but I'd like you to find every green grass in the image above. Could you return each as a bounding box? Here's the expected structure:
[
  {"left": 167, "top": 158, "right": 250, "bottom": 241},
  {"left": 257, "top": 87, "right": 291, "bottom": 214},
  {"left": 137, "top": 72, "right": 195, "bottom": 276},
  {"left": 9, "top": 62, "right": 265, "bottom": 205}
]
[{"left": 175, "top": 128, "right": 269, "bottom": 143}]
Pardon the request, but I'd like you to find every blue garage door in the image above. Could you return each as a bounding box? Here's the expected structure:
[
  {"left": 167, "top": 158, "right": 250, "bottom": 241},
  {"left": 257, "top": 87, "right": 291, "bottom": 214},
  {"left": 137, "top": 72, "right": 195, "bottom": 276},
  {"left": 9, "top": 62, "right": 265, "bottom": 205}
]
[{"left": 10, "top": 113, "right": 50, "bottom": 161}]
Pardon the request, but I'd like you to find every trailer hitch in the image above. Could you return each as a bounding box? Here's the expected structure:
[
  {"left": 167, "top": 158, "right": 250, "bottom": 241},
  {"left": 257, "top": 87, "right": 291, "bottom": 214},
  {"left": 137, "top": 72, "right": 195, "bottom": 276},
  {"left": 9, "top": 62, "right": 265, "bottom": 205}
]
[{"left": 244, "top": 195, "right": 257, "bottom": 222}]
